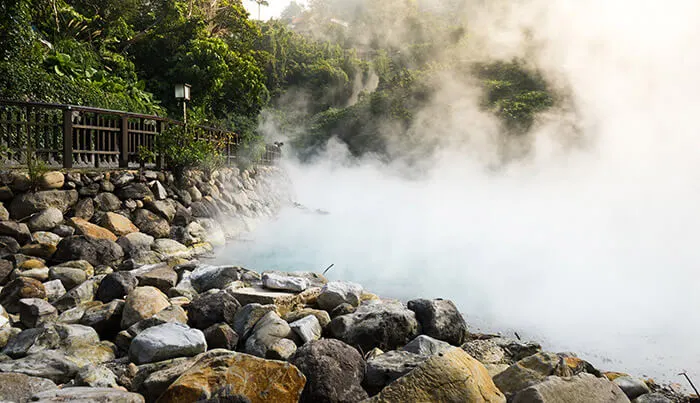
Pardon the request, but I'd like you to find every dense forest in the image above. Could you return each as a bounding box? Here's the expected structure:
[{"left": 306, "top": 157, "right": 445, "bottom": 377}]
[{"left": 0, "top": 0, "right": 554, "bottom": 160}]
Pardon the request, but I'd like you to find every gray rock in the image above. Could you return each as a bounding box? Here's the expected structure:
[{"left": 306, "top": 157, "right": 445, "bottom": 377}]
[
  {"left": 244, "top": 311, "right": 292, "bottom": 358},
  {"left": 0, "top": 221, "right": 32, "bottom": 244},
  {"left": 0, "top": 350, "right": 79, "bottom": 384},
  {"left": 203, "top": 323, "right": 239, "bottom": 350},
  {"left": 0, "top": 277, "right": 46, "bottom": 313},
  {"left": 262, "top": 272, "right": 309, "bottom": 292},
  {"left": 51, "top": 224, "right": 74, "bottom": 237},
  {"left": 512, "top": 373, "right": 629, "bottom": 403},
  {"left": 403, "top": 334, "right": 453, "bottom": 356},
  {"left": 0, "top": 373, "right": 57, "bottom": 402},
  {"left": 19, "top": 298, "right": 57, "bottom": 327},
  {"left": 150, "top": 181, "right": 168, "bottom": 200},
  {"left": 407, "top": 298, "right": 467, "bottom": 346},
  {"left": 232, "top": 303, "right": 277, "bottom": 340},
  {"left": 49, "top": 266, "right": 88, "bottom": 290},
  {"left": 365, "top": 350, "right": 428, "bottom": 395},
  {"left": 129, "top": 323, "right": 206, "bottom": 365},
  {"left": 75, "top": 364, "right": 119, "bottom": 388},
  {"left": 613, "top": 376, "right": 651, "bottom": 400},
  {"left": 96, "top": 271, "right": 138, "bottom": 302},
  {"left": 134, "top": 263, "right": 178, "bottom": 293},
  {"left": 80, "top": 300, "right": 124, "bottom": 337},
  {"left": 32, "top": 231, "right": 62, "bottom": 247},
  {"left": 634, "top": 393, "right": 672, "bottom": 403},
  {"left": 116, "top": 232, "right": 154, "bottom": 257},
  {"left": 317, "top": 280, "right": 363, "bottom": 311},
  {"left": 170, "top": 226, "right": 198, "bottom": 246},
  {"left": 187, "top": 290, "right": 241, "bottom": 330},
  {"left": 27, "top": 208, "right": 64, "bottom": 231},
  {"left": 43, "top": 279, "right": 66, "bottom": 303},
  {"left": 112, "top": 172, "right": 135, "bottom": 187},
  {"left": 173, "top": 204, "right": 193, "bottom": 226},
  {"left": 10, "top": 190, "right": 78, "bottom": 219},
  {"left": 53, "top": 275, "right": 102, "bottom": 312},
  {"left": 145, "top": 199, "right": 176, "bottom": 221},
  {"left": 329, "top": 301, "right": 419, "bottom": 352},
  {"left": 100, "top": 179, "right": 115, "bottom": 192},
  {"left": 117, "top": 183, "right": 154, "bottom": 200},
  {"left": 289, "top": 315, "right": 322, "bottom": 344},
  {"left": 132, "top": 209, "right": 169, "bottom": 238},
  {"left": 126, "top": 305, "right": 188, "bottom": 337},
  {"left": 152, "top": 238, "right": 189, "bottom": 259},
  {"left": 2, "top": 327, "right": 46, "bottom": 358},
  {"left": 94, "top": 192, "right": 122, "bottom": 212},
  {"left": 132, "top": 357, "right": 195, "bottom": 401},
  {"left": 290, "top": 339, "right": 368, "bottom": 403},
  {"left": 73, "top": 198, "right": 94, "bottom": 220},
  {"left": 52, "top": 236, "right": 124, "bottom": 267},
  {"left": 190, "top": 265, "right": 241, "bottom": 293},
  {"left": 284, "top": 309, "right": 331, "bottom": 328},
  {"left": 78, "top": 182, "right": 100, "bottom": 197},
  {"left": 31, "top": 387, "right": 145, "bottom": 402}
]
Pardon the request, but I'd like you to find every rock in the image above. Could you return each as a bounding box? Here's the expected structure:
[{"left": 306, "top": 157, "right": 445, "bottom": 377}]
[
  {"left": 266, "top": 271, "right": 328, "bottom": 288},
  {"left": 121, "top": 286, "right": 170, "bottom": 329},
  {"left": 51, "top": 224, "right": 74, "bottom": 237},
  {"left": 112, "top": 171, "right": 135, "bottom": 187},
  {"left": 135, "top": 264, "right": 178, "bottom": 293},
  {"left": 53, "top": 236, "right": 124, "bottom": 267},
  {"left": 132, "top": 209, "right": 170, "bottom": 238},
  {"left": 0, "top": 237, "right": 20, "bottom": 258},
  {"left": 290, "top": 339, "right": 368, "bottom": 403},
  {"left": 289, "top": 315, "right": 321, "bottom": 344},
  {"left": 97, "top": 271, "right": 138, "bottom": 302},
  {"left": 79, "top": 182, "right": 100, "bottom": 197},
  {"left": 232, "top": 303, "right": 277, "bottom": 340},
  {"left": 43, "top": 279, "right": 66, "bottom": 303},
  {"left": 117, "top": 183, "right": 154, "bottom": 200},
  {"left": 173, "top": 204, "right": 193, "bottom": 226},
  {"left": 153, "top": 238, "right": 190, "bottom": 258},
  {"left": 126, "top": 305, "right": 188, "bottom": 338},
  {"left": 94, "top": 192, "right": 122, "bottom": 212},
  {"left": 68, "top": 217, "right": 117, "bottom": 241},
  {"left": 129, "top": 323, "right": 207, "bottom": 364},
  {"left": 0, "top": 350, "right": 79, "bottom": 384},
  {"left": 159, "top": 350, "right": 305, "bottom": 403},
  {"left": 317, "top": 280, "right": 363, "bottom": 311},
  {"left": 512, "top": 373, "right": 629, "bottom": 403},
  {"left": 634, "top": 393, "right": 672, "bottom": 403},
  {"left": 404, "top": 334, "right": 453, "bottom": 356},
  {"left": 101, "top": 212, "right": 139, "bottom": 236},
  {"left": 263, "top": 272, "right": 309, "bottom": 292},
  {"left": 131, "top": 357, "right": 195, "bottom": 401},
  {"left": 329, "top": 301, "right": 419, "bottom": 352},
  {"left": 0, "top": 277, "right": 46, "bottom": 313},
  {"left": 0, "top": 373, "right": 57, "bottom": 402},
  {"left": 100, "top": 179, "right": 115, "bottom": 192},
  {"left": 146, "top": 199, "right": 176, "bottom": 221},
  {"left": 244, "top": 311, "right": 293, "bottom": 358},
  {"left": 116, "top": 232, "right": 154, "bottom": 256},
  {"left": 151, "top": 181, "right": 168, "bottom": 200},
  {"left": 19, "top": 297, "right": 57, "bottom": 327},
  {"left": 188, "top": 186, "right": 202, "bottom": 202},
  {"left": 613, "top": 376, "right": 651, "bottom": 400},
  {"left": 19, "top": 243, "right": 56, "bottom": 259},
  {"left": 31, "top": 387, "right": 145, "bottom": 402},
  {"left": 267, "top": 338, "right": 297, "bottom": 360},
  {"left": 80, "top": 300, "right": 124, "bottom": 337},
  {"left": 57, "top": 302, "right": 97, "bottom": 324},
  {"left": 73, "top": 198, "right": 94, "bottom": 221},
  {"left": 493, "top": 352, "right": 597, "bottom": 398},
  {"left": 407, "top": 298, "right": 467, "bottom": 346},
  {"left": 462, "top": 337, "right": 542, "bottom": 377},
  {"left": 75, "top": 363, "right": 119, "bottom": 388},
  {"left": 32, "top": 231, "right": 62, "bottom": 247},
  {"left": 52, "top": 275, "right": 102, "bottom": 312},
  {"left": 0, "top": 220, "right": 32, "bottom": 244},
  {"left": 27, "top": 208, "right": 63, "bottom": 231},
  {"left": 49, "top": 266, "right": 87, "bottom": 290},
  {"left": 366, "top": 347, "right": 505, "bottom": 403},
  {"left": 365, "top": 350, "right": 428, "bottom": 395},
  {"left": 188, "top": 290, "right": 241, "bottom": 330},
  {"left": 190, "top": 265, "right": 241, "bottom": 293},
  {"left": 10, "top": 190, "right": 78, "bottom": 219},
  {"left": 0, "top": 203, "right": 8, "bottom": 221},
  {"left": 284, "top": 308, "right": 331, "bottom": 328},
  {"left": 227, "top": 286, "right": 311, "bottom": 316},
  {"left": 0, "top": 186, "right": 12, "bottom": 202},
  {"left": 0, "top": 304, "right": 8, "bottom": 328},
  {"left": 0, "top": 259, "right": 11, "bottom": 283},
  {"left": 204, "top": 323, "right": 239, "bottom": 350},
  {"left": 38, "top": 171, "right": 64, "bottom": 190}
]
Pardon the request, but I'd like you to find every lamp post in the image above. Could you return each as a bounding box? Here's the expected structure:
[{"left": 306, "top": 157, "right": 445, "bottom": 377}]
[{"left": 174, "top": 84, "right": 191, "bottom": 124}]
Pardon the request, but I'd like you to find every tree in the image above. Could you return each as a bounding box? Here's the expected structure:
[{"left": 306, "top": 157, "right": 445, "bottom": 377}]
[{"left": 252, "top": 0, "right": 269, "bottom": 20}]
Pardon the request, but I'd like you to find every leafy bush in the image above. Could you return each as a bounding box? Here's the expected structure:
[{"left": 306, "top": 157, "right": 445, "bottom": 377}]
[{"left": 154, "top": 124, "right": 224, "bottom": 182}]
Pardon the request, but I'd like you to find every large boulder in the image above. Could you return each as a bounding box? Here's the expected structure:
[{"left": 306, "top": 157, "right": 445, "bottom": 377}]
[
  {"left": 365, "top": 347, "right": 506, "bottom": 403},
  {"left": 68, "top": 217, "right": 117, "bottom": 241},
  {"left": 290, "top": 339, "right": 368, "bottom": 403},
  {"left": 187, "top": 290, "right": 241, "bottom": 330},
  {"left": 0, "top": 373, "right": 57, "bottom": 402},
  {"left": 10, "top": 190, "right": 78, "bottom": 219},
  {"left": 27, "top": 208, "right": 63, "bottom": 232},
  {"left": 52, "top": 236, "right": 124, "bottom": 267},
  {"left": 407, "top": 298, "right": 467, "bottom": 346},
  {"left": 329, "top": 301, "right": 419, "bottom": 352},
  {"left": 512, "top": 373, "right": 630, "bottom": 403},
  {"left": 244, "top": 311, "right": 293, "bottom": 359},
  {"left": 317, "top": 280, "right": 363, "bottom": 311},
  {"left": 129, "top": 323, "right": 207, "bottom": 365},
  {"left": 158, "top": 350, "right": 306, "bottom": 403},
  {"left": 190, "top": 265, "right": 241, "bottom": 292},
  {"left": 121, "top": 286, "right": 170, "bottom": 328},
  {"left": 132, "top": 209, "right": 170, "bottom": 238},
  {"left": 101, "top": 212, "right": 139, "bottom": 236},
  {"left": 0, "top": 350, "right": 80, "bottom": 384},
  {"left": 31, "top": 387, "right": 145, "bottom": 402}
]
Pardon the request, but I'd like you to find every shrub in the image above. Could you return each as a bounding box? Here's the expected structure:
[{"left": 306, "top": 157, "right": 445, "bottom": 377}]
[{"left": 154, "top": 124, "right": 224, "bottom": 182}]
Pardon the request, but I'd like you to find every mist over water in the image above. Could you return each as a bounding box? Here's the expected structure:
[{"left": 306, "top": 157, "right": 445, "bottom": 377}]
[{"left": 218, "top": 0, "right": 700, "bottom": 384}]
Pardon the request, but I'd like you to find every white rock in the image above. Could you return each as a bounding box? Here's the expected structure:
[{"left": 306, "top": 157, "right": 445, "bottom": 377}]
[
  {"left": 128, "top": 323, "right": 206, "bottom": 365},
  {"left": 289, "top": 315, "right": 322, "bottom": 343},
  {"left": 262, "top": 273, "right": 309, "bottom": 292},
  {"left": 317, "top": 281, "right": 363, "bottom": 311}
]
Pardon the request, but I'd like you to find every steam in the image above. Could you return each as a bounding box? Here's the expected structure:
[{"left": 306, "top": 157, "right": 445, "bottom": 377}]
[{"left": 220, "top": 0, "right": 700, "bottom": 383}]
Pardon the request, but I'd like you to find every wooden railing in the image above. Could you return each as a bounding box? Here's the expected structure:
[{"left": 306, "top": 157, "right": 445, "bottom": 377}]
[{"left": 0, "top": 99, "right": 281, "bottom": 169}]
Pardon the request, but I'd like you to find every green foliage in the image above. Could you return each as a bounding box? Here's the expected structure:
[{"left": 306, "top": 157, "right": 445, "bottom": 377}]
[{"left": 154, "top": 124, "right": 225, "bottom": 181}]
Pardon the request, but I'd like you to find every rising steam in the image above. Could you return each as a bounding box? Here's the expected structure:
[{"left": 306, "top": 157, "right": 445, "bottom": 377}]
[{"left": 219, "top": 0, "right": 700, "bottom": 383}]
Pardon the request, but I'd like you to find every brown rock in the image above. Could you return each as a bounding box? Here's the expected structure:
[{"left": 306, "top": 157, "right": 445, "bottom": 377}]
[
  {"left": 121, "top": 286, "right": 170, "bottom": 329},
  {"left": 68, "top": 217, "right": 117, "bottom": 241},
  {"left": 101, "top": 212, "right": 139, "bottom": 236},
  {"left": 19, "top": 243, "right": 56, "bottom": 259},
  {"left": 0, "top": 277, "right": 47, "bottom": 313},
  {"left": 39, "top": 171, "right": 65, "bottom": 190},
  {"left": 158, "top": 350, "right": 306, "bottom": 403},
  {"left": 365, "top": 347, "right": 506, "bottom": 403}
]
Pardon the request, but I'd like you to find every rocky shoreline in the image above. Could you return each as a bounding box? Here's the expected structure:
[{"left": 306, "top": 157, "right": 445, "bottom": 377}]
[{"left": 0, "top": 167, "right": 690, "bottom": 402}]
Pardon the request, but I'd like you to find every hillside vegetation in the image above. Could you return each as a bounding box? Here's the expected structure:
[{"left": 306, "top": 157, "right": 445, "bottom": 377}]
[{"left": 0, "top": 0, "right": 554, "bottom": 157}]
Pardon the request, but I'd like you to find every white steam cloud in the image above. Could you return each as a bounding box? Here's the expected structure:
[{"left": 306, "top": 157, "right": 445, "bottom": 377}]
[{"left": 218, "top": 0, "right": 700, "bottom": 383}]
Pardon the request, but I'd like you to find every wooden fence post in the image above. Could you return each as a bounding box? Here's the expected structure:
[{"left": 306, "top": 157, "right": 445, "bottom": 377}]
[
  {"left": 119, "top": 115, "right": 129, "bottom": 168},
  {"left": 62, "top": 108, "right": 73, "bottom": 169}
]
